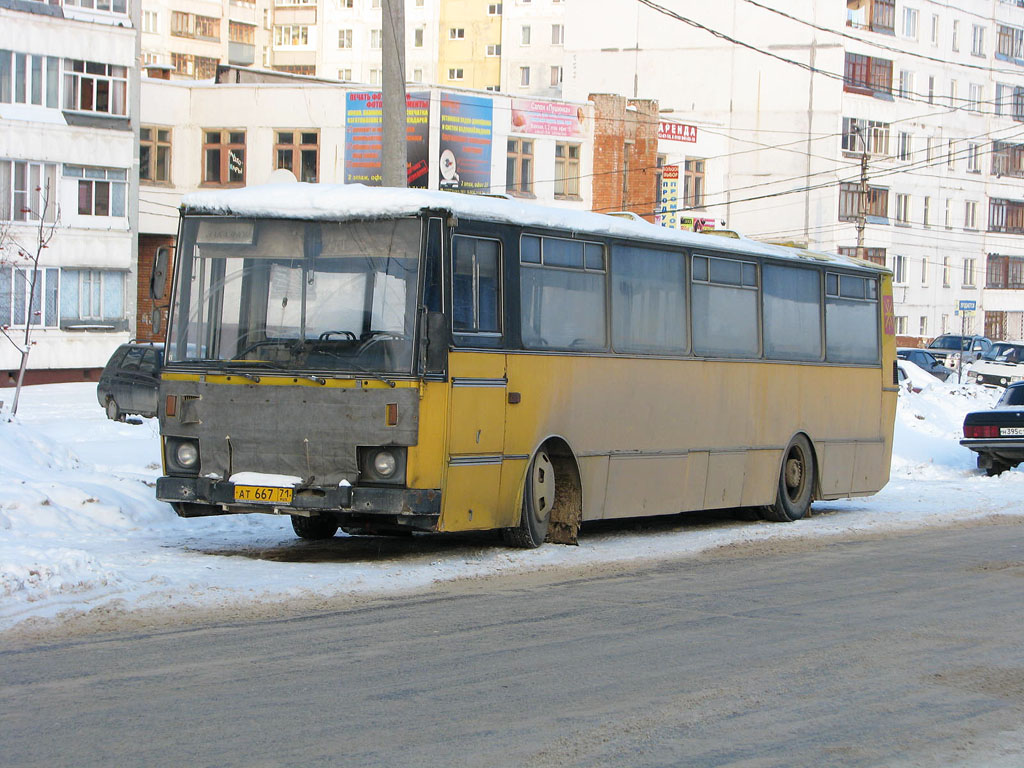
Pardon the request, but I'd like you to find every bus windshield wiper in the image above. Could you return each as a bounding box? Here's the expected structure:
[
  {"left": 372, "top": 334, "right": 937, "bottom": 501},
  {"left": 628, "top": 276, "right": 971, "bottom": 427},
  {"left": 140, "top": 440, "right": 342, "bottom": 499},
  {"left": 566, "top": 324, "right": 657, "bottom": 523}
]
[{"left": 203, "top": 358, "right": 327, "bottom": 385}]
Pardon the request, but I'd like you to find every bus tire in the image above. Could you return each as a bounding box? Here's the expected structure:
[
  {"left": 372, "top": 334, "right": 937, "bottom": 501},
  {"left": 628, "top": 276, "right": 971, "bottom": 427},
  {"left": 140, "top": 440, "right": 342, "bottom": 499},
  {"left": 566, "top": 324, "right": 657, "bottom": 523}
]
[
  {"left": 291, "top": 514, "right": 339, "bottom": 540},
  {"left": 762, "top": 434, "right": 815, "bottom": 523},
  {"left": 502, "top": 448, "right": 555, "bottom": 548}
]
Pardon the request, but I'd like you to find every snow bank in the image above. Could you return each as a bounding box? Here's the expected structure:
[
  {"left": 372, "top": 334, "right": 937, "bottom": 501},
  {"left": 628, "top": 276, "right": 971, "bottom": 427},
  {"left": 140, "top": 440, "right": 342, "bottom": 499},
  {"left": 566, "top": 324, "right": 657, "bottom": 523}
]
[{"left": 0, "top": 378, "right": 1018, "bottom": 632}]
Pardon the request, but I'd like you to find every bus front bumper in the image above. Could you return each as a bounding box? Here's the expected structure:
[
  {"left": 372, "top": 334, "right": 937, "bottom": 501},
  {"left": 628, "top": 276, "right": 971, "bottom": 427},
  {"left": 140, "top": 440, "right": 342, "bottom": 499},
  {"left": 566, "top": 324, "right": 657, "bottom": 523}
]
[{"left": 157, "top": 476, "right": 441, "bottom": 521}]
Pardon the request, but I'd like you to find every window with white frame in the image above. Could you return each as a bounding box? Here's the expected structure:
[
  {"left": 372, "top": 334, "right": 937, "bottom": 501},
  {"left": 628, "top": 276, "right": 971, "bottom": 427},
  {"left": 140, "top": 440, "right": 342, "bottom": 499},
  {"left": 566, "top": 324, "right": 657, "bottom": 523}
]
[
  {"left": 967, "top": 142, "right": 981, "bottom": 173},
  {"left": 551, "top": 24, "right": 564, "bottom": 44},
  {"left": 896, "top": 193, "right": 910, "bottom": 224},
  {"left": 63, "top": 59, "right": 128, "bottom": 115},
  {"left": 486, "top": 44, "right": 501, "bottom": 56},
  {"left": 0, "top": 266, "right": 60, "bottom": 328},
  {"left": 448, "top": 68, "right": 463, "bottom": 81},
  {"left": 931, "top": 14, "right": 939, "bottom": 45},
  {"left": 274, "top": 26, "right": 309, "bottom": 46},
  {"left": 519, "top": 66, "right": 530, "bottom": 86},
  {"left": 0, "top": 51, "right": 60, "bottom": 108},
  {"left": 921, "top": 255, "right": 929, "bottom": 284},
  {"left": 369, "top": 68, "right": 381, "bottom": 86},
  {"left": 903, "top": 7, "right": 918, "bottom": 39},
  {"left": 142, "top": 10, "right": 158, "bottom": 33},
  {"left": 949, "top": 78, "right": 958, "bottom": 106},
  {"left": 965, "top": 200, "right": 978, "bottom": 228},
  {"left": 964, "top": 257, "right": 977, "bottom": 286},
  {"left": 942, "top": 256, "right": 951, "bottom": 287},
  {"left": 920, "top": 316, "right": 928, "bottom": 336},
  {"left": 0, "top": 160, "right": 57, "bottom": 222},
  {"left": 894, "top": 253, "right": 907, "bottom": 283},
  {"left": 923, "top": 195, "right": 931, "bottom": 226},
  {"left": 952, "top": 19, "right": 960, "bottom": 51},
  {"left": 894, "top": 316, "right": 907, "bottom": 335},
  {"left": 412, "top": 68, "right": 423, "bottom": 81},
  {"left": 65, "top": 165, "right": 127, "bottom": 218},
  {"left": 554, "top": 142, "right": 580, "bottom": 198},
  {"left": 898, "top": 69, "right": 914, "bottom": 98},
  {"left": 63, "top": 0, "right": 127, "bottom": 13},
  {"left": 945, "top": 198, "right": 951, "bottom": 228},
  {"left": 370, "top": 29, "right": 381, "bottom": 49},
  {"left": 60, "top": 269, "right": 125, "bottom": 323},
  {"left": 972, "top": 24, "right": 986, "bottom": 55},
  {"left": 338, "top": 29, "right": 353, "bottom": 48},
  {"left": 338, "top": 68, "right": 352, "bottom": 80},
  {"left": 898, "top": 131, "right": 912, "bottom": 161},
  {"left": 487, "top": 3, "right": 501, "bottom": 14},
  {"left": 449, "top": 27, "right": 464, "bottom": 39},
  {"left": 521, "top": 25, "right": 531, "bottom": 45},
  {"left": 550, "top": 65, "right": 562, "bottom": 86},
  {"left": 414, "top": 27, "right": 424, "bottom": 47},
  {"left": 968, "top": 83, "right": 983, "bottom": 111}
]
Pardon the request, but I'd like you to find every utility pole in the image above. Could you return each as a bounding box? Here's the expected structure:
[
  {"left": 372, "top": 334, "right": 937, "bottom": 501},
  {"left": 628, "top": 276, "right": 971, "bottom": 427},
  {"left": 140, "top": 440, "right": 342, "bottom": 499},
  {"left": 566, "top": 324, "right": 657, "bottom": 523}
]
[
  {"left": 381, "top": 0, "right": 407, "bottom": 188},
  {"left": 855, "top": 126, "right": 868, "bottom": 259}
]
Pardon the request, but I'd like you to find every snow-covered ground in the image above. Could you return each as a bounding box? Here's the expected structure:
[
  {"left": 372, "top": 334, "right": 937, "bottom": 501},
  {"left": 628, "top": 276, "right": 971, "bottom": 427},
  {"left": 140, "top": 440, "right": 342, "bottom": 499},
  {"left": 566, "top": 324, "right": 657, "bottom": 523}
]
[{"left": 0, "top": 378, "right": 1020, "bottom": 633}]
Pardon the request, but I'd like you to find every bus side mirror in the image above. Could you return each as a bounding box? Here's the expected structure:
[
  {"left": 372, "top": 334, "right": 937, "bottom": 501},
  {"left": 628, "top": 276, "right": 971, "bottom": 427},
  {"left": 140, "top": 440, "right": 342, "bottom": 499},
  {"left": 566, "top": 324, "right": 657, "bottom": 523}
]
[
  {"left": 425, "top": 311, "right": 450, "bottom": 373},
  {"left": 151, "top": 308, "right": 162, "bottom": 335},
  {"left": 151, "top": 246, "right": 169, "bottom": 301}
]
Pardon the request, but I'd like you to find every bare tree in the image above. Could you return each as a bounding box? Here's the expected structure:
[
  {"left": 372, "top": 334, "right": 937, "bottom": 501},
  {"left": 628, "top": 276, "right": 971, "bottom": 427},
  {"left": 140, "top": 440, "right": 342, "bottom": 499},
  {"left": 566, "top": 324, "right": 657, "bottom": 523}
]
[{"left": 0, "top": 180, "right": 59, "bottom": 419}]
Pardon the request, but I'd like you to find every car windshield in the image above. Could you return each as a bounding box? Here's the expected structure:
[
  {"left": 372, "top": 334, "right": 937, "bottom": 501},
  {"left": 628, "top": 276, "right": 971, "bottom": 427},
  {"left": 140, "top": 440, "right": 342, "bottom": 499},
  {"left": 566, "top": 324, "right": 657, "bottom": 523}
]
[
  {"left": 998, "top": 385, "right": 1024, "bottom": 407},
  {"left": 983, "top": 343, "right": 1024, "bottom": 362},
  {"left": 167, "top": 217, "right": 422, "bottom": 374},
  {"left": 928, "top": 336, "right": 967, "bottom": 351}
]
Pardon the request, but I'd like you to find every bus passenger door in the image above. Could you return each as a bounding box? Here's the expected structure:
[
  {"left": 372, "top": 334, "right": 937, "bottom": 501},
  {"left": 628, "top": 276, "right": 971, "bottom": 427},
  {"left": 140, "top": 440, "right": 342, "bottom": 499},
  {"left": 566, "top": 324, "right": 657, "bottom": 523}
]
[{"left": 441, "top": 234, "right": 507, "bottom": 532}]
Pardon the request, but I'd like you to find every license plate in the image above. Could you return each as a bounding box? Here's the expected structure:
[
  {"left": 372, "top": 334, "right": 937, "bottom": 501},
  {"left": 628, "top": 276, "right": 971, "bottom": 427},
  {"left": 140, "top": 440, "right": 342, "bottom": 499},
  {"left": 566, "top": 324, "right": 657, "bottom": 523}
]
[
  {"left": 234, "top": 485, "right": 294, "bottom": 504},
  {"left": 1000, "top": 427, "right": 1024, "bottom": 436}
]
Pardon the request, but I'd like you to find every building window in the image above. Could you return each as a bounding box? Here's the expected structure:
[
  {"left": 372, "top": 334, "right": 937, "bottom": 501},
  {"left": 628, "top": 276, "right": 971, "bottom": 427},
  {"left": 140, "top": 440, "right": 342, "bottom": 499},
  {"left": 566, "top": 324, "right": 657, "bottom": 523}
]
[
  {"left": 370, "top": 29, "right": 381, "bottom": 49},
  {"left": 952, "top": 19, "right": 959, "bottom": 51},
  {"left": 892, "top": 254, "right": 907, "bottom": 284},
  {"left": 897, "top": 131, "right": 912, "bottom": 161},
  {"left": 945, "top": 198, "right": 951, "bottom": 229},
  {"left": 59, "top": 269, "right": 124, "bottom": 323},
  {"left": 338, "top": 29, "right": 353, "bottom": 48},
  {"left": 997, "top": 24, "right": 1024, "bottom": 60},
  {"left": 142, "top": 10, "right": 158, "bottom": 33},
  {"left": 966, "top": 200, "right": 978, "bottom": 229},
  {"left": 229, "top": 22, "right": 255, "bottom": 44},
  {"left": 844, "top": 53, "right": 892, "bottom": 96},
  {"left": 949, "top": 79, "right": 958, "bottom": 107},
  {"left": 412, "top": 68, "right": 423, "bottom": 81},
  {"left": 0, "top": 160, "right": 57, "bottom": 221},
  {"left": 923, "top": 195, "right": 931, "bottom": 226},
  {"left": 203, "top": 130, "right": 246, "bottom": 186},
  {"left": 683, "top": 158, "right": 705, "bottom": 209},
  {"left": 550, "top": 65, "right": 562, "bottom": 86},
  {"left": 989, "top": 198, "right": 1024, "bottom": 233},
  {"left": 967, "top": 142, "right": 981, "bottom": 173},
  {"left": 65, "top": 165, "right": 127, "bottom": 217},
  {"left": 519, "top": 66, "right": 530, "bottom": 86},
  {"left": 898, "top": 69, "right": 914, "bottom": 98},
  {"left": 987, "top": 255, "right": 1024, "bottom": 289},
  {"left": 968, "top": 83, "right": 983, "bottom": 111},
  {"left": 551, "top": 24, "right": 564, "bottom": 44},
  {"left": 487, "top": 3, "right": 502, "bottom": 14},
  {"left": 414, "top": 27, "right": 424, "bottom": 47},
  {"left": 171, "top": 53, "right": 218, "bottom": 79},
  {"left": 931, "top": 13, "right": 939, "bottom": 45},
  {"left": 838, "top": 246, "right": 887, "bottom": 266},
  {"left": 369, "top": 68, "right": 381, "bottom": 86},
  {"left": 947, "top": 139, "right": 956, "bottom": 169},
  {"left": 895, "top": 193, "right": 910, "bottom": 225},
  {"left": 0, "top": 51, "right": 59, "bottom": 108},
  {"left": 140, "top": 126, "right": 171, "bottom": 185},
  {"left": 894, "top": 316, "right": 907, "bottom": 335},
  {"left": 841, "top": 117, "right": 890, "bottom": 155},
  {"left": 63, "top": 59, "right": 127, "bottom": 115},
  {"left": 921, "top": 254, "right": 928, "bottom": 284},
  {"left": 942, "top": 256, "right": 951, "bottom": 287},
  {"left": 449, "top": 27, "right": 465, "bottom": 39},
  {"left": 274, "top": 26, "right": 310, "bottom": 46},
  {"left": 62, "top": 0, "right": 128, "bottom": 12},
  {"left": 839, "top": 183, "right": 889, "bottom": 221},
  {"left": 506, "top": 138, "right": 533, "bottom": 195},
  {"left": 447, "top": 68, "right": 463, "bottom": 81},
  {"left": 847, "top": 0, "right": 894, "bottom": 34},
  {"left": 928, "top": 74, "right": 935, "bottom": 103},
  {"left": 171, "top": 12, "right": 220, "bottom": 41},
  {"left": 521, "top": 25, "right": 531, "bottom": 45},
  {"left": 486, "top": 44, "right": 501, "bottom": 56},
  {"left": 274, "top": 131, "right": 318, "bottom": 183},
  {"left": 903, "top": 7, "right": 918, "bottom": 39},
  {"left": 554, "top": 142, "right": 580, "bottom": 198},
  {"left": 972, "top": 24, "right": 986, "bottom": 56},
  {"left": 338, "top": 68, "right": 352, "bottom": 80},
  {"left": 0, "top": 266, "right": 60, "bottom": 328},
  {"left": 340, "top": 0, "right": 352, "bottom": 6},
  {"left": 992, "top": 141, "right": 1024, "bottom": 177},
  {"left": 920, "top": 316, "right": 928, "bottom": 336},
  {"left": 964, "top": 257, "right": 976, "bottom": 287}
]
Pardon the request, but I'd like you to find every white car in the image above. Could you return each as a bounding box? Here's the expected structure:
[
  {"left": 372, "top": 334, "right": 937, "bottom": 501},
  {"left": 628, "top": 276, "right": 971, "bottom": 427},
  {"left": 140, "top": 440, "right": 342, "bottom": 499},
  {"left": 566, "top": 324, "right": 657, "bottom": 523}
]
[{"left": 966, "top": 342, "right": 1024, "bottom": 388}]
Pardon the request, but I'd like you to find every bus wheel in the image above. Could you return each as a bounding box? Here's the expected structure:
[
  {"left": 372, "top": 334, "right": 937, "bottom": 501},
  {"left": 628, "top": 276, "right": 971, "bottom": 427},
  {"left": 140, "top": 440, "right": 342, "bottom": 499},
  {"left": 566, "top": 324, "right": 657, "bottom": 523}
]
[
  {"left": 503, "top": 449, "right": 555, "bottom": 548},
  {"left": 291, "top": 514, "right": 339, "bottom": 540},
  {"left": 762, "top": 435, "right": 815, "bottom": 522}
]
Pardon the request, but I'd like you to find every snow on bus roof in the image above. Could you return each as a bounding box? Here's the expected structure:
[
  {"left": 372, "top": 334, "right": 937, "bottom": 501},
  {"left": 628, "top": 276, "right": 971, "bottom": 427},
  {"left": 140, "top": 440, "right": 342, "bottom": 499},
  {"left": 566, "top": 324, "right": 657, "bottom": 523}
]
[{"left": 182, "top": 183, "right": 882, "bottom": 272}]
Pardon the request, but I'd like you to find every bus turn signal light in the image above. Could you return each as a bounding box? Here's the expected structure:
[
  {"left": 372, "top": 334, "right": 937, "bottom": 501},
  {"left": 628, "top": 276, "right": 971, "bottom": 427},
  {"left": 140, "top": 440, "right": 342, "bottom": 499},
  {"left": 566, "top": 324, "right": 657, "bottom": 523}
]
[
  {"left": 385, "top": 402, "right": 398, "bottom": 426},
  {"left": 165, "top": 395, "right": 177, "bottom": 417}
]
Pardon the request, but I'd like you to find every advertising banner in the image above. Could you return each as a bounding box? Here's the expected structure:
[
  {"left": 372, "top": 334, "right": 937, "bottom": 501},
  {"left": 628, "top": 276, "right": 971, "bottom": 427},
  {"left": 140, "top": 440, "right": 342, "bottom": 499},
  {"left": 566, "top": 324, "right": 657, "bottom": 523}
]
[
  {"left": 658, "top": 121, "right": 698, "bottom": 143},
  {"left": 510, "top": 98, "right": 586, "bottom": 137},
  {"left": 439, "top": 92, "right": 493, "bottom": 192},
  {"left": 344, "top": 91, "right": 430, "bottom": 187},
  {"left": 655, "top": 164, "right": 679, "bottom": 229}
]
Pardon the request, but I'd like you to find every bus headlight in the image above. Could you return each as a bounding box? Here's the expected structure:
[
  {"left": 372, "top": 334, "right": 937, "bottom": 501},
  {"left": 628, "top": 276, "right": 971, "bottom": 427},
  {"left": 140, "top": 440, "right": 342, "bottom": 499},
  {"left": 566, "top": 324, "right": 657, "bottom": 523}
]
[
  {"left": 166, "top": 437, "right": 201, "bottom": 474},
  {"left": 373, "top": 451, "right": 397, "bottom": 478}
]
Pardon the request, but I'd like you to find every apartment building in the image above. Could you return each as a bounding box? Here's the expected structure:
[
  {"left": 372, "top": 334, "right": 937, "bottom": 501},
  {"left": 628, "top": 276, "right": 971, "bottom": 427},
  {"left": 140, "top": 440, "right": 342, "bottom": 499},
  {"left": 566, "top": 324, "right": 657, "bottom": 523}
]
[
  {"left": 0, "top": 0, "right": 140, "bottom": 385},
  {"left": 564, "top": 0, "right": 1024, "bottom": 342},
  {"left": 500, "top": 0, "right": 564, "bottom": 97}
]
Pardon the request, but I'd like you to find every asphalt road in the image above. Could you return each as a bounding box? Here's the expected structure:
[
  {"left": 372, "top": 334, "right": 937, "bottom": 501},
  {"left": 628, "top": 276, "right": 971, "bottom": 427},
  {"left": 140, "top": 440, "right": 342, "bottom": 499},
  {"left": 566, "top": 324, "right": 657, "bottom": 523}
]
[{"left": 2, "top": 520, "right": 1024, "bottom": 768}]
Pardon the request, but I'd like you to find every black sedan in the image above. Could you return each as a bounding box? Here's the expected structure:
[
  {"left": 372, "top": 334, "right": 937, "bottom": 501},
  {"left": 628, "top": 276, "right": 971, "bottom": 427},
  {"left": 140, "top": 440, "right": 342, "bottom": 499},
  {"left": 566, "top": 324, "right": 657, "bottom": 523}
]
[
  {"left": 961, "top": 381, "right": 1024, "bottom": 475},
  {"left": 897, "top": 347, "right": 954, "bottom": 381}
]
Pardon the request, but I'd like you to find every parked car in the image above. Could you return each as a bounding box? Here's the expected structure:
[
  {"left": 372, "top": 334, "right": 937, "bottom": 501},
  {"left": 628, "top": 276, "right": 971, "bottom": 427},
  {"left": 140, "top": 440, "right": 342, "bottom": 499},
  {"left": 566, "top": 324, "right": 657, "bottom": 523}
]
[
  {"left": 926, "top": 334, "right": 992, "bottom": 367},
  {"left": 960, "top": 381, "right": 1024, "bottom": 475},
  {"left": 896, "top": 347, "right": 954, "bottom": 381},
  {"left": 966, "top": 341, "right": 1024, "bottom": 387},
  {"left": 96, "top": 343, "right": 163, "bottom": 421}
]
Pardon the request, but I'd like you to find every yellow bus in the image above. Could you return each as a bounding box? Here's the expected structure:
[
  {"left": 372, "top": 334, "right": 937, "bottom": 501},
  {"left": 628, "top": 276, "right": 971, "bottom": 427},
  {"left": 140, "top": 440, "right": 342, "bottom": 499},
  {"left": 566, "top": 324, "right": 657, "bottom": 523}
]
[{"left": 155, "top": 183, "right": 897, "bottom": 547}]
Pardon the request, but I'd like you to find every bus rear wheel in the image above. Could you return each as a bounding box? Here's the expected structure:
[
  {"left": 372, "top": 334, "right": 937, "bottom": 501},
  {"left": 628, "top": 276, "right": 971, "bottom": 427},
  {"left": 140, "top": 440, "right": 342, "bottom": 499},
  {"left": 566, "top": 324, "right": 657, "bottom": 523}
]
[
  {"left": 762, "top": 435, "right": 815, "bottom": 522},
  {"left": 291, "top": 514, "right": 339, "bottom": 540},
  {"left": 502, "top": 449, "right": 555, "bottom": 548}
]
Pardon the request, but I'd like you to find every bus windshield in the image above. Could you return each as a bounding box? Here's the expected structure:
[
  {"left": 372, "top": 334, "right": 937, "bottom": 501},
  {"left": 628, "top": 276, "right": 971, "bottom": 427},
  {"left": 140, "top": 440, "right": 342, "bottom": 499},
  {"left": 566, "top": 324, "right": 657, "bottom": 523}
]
[{"left": 168, "top": 217, "right": 422, "bottom": 374}]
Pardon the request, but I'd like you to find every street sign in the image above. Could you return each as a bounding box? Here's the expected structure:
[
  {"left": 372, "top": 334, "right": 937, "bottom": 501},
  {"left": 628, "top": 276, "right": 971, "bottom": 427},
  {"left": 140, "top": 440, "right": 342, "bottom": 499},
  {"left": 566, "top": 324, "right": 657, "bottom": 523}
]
[{"left": 959, "top": 300, "right": 977, "bottom": 313}]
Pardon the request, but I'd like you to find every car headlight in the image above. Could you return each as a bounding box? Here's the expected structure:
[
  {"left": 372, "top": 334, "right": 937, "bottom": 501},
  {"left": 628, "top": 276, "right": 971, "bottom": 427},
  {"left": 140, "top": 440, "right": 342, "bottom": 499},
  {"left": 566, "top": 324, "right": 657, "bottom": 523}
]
[
  {"left": 968, "top": 370, "right": 978, "bottom": 379},
  {"left": 373, "top": 450, "right": 397, "bottom": 477}
]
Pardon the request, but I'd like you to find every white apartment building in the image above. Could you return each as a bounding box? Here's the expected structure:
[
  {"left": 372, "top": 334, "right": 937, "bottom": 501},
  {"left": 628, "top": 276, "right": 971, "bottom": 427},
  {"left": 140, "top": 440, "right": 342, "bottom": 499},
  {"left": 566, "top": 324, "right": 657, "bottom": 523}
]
[
  {"left": 564, "top": 0, "right": 1024, "bottom": 342},
  {"left": 500, "top": 0, "right": 565, "bottom": 97},
  {"left": 0, "top": 0, "right": 140, "bottom": 384}
]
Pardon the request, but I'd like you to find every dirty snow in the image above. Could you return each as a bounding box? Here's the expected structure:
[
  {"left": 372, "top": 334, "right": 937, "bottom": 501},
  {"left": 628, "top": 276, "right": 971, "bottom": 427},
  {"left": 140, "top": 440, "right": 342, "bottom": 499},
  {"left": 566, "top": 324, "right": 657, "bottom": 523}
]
[{"left": 0, "top": 379, "right": 1019, "bottom": 633}]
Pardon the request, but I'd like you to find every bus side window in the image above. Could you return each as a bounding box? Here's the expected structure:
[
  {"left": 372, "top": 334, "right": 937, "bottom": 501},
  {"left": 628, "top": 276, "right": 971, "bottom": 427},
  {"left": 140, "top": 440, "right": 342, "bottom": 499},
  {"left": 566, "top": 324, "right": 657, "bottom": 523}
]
[
  {"left": 423, "top": 217, "right": 442, "bottom": 313},
  {"left": 452, "top": 235, "right": 501, "bottom": 335}
]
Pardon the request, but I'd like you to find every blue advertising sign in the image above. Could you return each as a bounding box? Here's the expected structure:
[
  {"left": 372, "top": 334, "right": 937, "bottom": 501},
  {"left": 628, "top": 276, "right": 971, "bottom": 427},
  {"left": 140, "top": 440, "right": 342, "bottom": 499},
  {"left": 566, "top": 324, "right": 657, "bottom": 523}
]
[
  {"left": 439, "top": 92, "right": 493, "bottom": 193},
  {"left": 958, "top": 299, "right": 977, "bottom": 313},
  {"left": 343, "top": 91, "right": 430, "bottom": 187}
]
